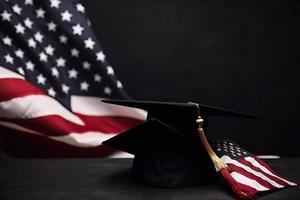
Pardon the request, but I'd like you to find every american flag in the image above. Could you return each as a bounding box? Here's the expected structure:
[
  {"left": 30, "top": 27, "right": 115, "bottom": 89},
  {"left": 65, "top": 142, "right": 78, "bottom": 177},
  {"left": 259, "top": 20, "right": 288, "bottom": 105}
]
[
  {"left": 0, "top": 0, "right": 146, "bottom": 157},
  {"left": 211, "top": 139, "right": 297, "bottom": 199}
]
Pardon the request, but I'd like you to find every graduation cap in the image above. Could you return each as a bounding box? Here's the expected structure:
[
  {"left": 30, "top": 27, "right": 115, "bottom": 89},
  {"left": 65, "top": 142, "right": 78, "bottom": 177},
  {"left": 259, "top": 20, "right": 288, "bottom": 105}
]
[{"left": 102, "top": 100, "right": 256, "bottom": 188}]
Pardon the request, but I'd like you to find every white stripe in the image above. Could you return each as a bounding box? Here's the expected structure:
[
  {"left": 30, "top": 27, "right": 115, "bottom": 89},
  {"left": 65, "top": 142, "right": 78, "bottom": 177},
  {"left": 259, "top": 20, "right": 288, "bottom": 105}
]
[
  {"left": 108, "top": 151, "right": 134, "bottom": 158},
  {"left": 71, "top": 96, "right": 147, "bottom": 121},
  {"left": 245, "top": 156, "right": 297, "bottom": 186},
  {"left": 221, "top": 155, "right": 284, "bottom": 188},
  {"left": 50, "top": 131, "right": 116, "bottom": 147},
  {"left": 0, "top": 66, "right": 24, "bottom": 79},
  {"left": 257, "top": 155, "right": 280, "bottom": 159},
  {"left": 0, "top": 121, "right": 115, "bottom": 148},
  {"left": 231, "top": 172, "right": 269, "bottom": 191},
  {"left": 0, "top": 95, "right": 84, "bottom": 125}
]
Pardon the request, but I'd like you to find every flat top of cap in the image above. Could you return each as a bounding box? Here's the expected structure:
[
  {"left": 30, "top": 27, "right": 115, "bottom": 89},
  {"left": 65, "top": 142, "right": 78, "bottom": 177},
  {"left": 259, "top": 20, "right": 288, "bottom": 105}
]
[
  {"left": 102, "top": 99, "right": 256, "bottom": 154},
  {"left": 102, "top": 99, "right": 257, "bottom": 118}
]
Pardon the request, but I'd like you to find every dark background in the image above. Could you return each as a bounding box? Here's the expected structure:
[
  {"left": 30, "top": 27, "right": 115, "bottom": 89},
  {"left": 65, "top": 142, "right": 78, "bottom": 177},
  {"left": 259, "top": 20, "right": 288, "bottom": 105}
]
[{"left": 82, "top": 0, "right": 300, "bottom": 156}]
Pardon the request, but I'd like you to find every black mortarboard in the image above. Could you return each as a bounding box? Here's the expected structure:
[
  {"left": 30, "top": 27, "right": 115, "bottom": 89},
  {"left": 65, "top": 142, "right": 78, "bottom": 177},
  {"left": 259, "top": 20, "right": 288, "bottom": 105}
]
[{"left": 102, "top": 100, "right": 255, "bottom": 188}]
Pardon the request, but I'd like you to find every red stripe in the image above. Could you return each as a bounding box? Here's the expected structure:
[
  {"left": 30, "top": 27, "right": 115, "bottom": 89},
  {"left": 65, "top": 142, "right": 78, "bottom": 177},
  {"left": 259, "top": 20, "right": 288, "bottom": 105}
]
[
  {"left": 0, "top": 114, "right": 143, "bottom": 136},
  {"left": 0, "top": 78, "right": 45, "bottom": 101},
  {"left": 244, "top": 157, "right": 297, "bottom": 186},
  {"left": 0, "top": 126, "right": 116, "bottom": 158},
  {"left": 253, "top": 156, "right": 276, "bottom": 173},
  {"left": 230, "top": 181, "right": 258, "bottom": 197},
  {"left": 227, "top": 163, "right": 276, "bottom": 190},
  {"left": 221, "top": 169, "right": 258, "bottom": 198},
  {"left": 238, "top": 158, "right": 290, "bottom": 187},
  {"left": 76, "top": 113, "right": 143, "bottom": 133}
]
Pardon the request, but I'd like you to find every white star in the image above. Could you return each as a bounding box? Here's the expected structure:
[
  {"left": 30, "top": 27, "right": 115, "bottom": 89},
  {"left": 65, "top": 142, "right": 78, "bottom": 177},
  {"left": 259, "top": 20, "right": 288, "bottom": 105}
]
[
  {"left": 24, "top": 18, "right": 33, "bottom": 29},
  {"left": 80, "top": 82, "right": 89, "bottom": 91},
  {"left": 47, "top": 21, "right": 57, "bottom": 31},
  {"left": 94, "top": 74, "right": 102, "bottom": 82},
  {"left": 72, "top": 24, "right": 84, "bottom": 35},
  {"left": 37, "top": 74, "right": 46, "bottom": 85},
  {"left": 62, "top": 84, "right": 70, "bottom": 94},
  {"left": 76, "top": 3, "right": 85, "bottom": 13},
  {"left": 61, "top": 10, "right": 72, "bottom": 22},
  {"left": 70, "top": 48, "right": 79, "bottom": 57},
  {"left": 96, "top": 51, "right": 105, "bottom": 62},
  {"left": 36, "top": 8, "right": 45, "bottom": 18},
  {"left": 84, "top": 38, "right": 95, "bottom": 49},
  {"left": 15, "top": 49, "right": 24, "bottom": 59},
  {"left": 39, "top": 52, "right": 48, "bottom": 62},
  {"left": 50, "top": 0, "right": 61, "bottom": 8},
  {"left": 24, "top": 0, "right": 33, "bottom": 5},
  {"left": 34, "top": 32, "right": 44, "bottom": 43},
  {"left": 12, "top": 4, "right": 22, "bottom": 15},
  {"left": 51, "top": 67, "right": 59, "bottom": 77},
  {"left": 2, "top": 36, "right": 12, "bottom": 46},
  {"left": 17, "top": 67, "right": 25, "bottom": 75},
  {"left": 4, "top": 54, "right": 14, "bottom": 64},
  {"left": 87, "top": 19, "right": 91, "bottom": 26},
  {"left": 117, "top": 80, "right": 123, "bottom": 88},
  {"left": 28, "top": 37, "right": 36, "bottom": 48},
  {"left": 104, "top": 87, "right": 112, "bottom": 95},
  {"left": 45, "top": 45, "right": 55, "bottom": 55},
  {"left": 48, "top": 87, "right": 56, "bottom": 97},
  {"left": 1, "top": 10, "right": 11, "bottom": 21},
  {"left": 59, "top": 35, "right": 68, "bottom": 44},
  {"left": 56, "top": 57, "right": 66, "bottom": 67},
  {"left": 82, "top": 61, "right": 91, "bottom": 70},
  {"left": 25, "top": 61, "right": 35, "bottom": 71},
  {"left": 68, "top": 69, "right": 78, "bottom": 79},
  {"left": 15, "top": 23, "right": 25, "bottom": 34},
  {"left": 106, "top": 66, "right": 114, "bottom": 75}
]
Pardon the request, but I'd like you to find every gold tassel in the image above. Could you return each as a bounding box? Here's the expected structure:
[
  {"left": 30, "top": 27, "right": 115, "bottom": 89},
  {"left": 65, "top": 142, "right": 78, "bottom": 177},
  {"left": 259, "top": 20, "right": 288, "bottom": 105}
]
[
  {"left": 196, "top": 116, "right": 227, "bottom": 171},
  {"left": 196, "top": 115, "right": 254, "bottom": 200}
]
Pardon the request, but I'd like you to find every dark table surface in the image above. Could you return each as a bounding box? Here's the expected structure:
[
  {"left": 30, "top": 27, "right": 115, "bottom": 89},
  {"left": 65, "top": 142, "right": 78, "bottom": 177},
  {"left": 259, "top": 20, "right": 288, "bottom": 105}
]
[{"left": 0, "top": 158, "right": 299, "bottom": 200}]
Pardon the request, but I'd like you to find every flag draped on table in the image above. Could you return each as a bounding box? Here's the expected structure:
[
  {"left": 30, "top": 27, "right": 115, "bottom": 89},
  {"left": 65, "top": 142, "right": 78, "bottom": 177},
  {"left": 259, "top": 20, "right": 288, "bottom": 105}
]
[
  {"left": 0, "top": 0, "right": 146, "bottom": 157},
  {"left": 211, "top": 140, "right": 297, "bottom": 199}
]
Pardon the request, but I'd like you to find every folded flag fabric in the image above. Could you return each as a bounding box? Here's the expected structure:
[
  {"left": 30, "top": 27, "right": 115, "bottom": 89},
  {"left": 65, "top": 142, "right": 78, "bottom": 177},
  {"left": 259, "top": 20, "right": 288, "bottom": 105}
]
[
  {"left": 0, "top": 0, "right": 146, "bottom": 157},
  {"left": 211, "top": 139, "right": 297, "bottom": 199}
]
